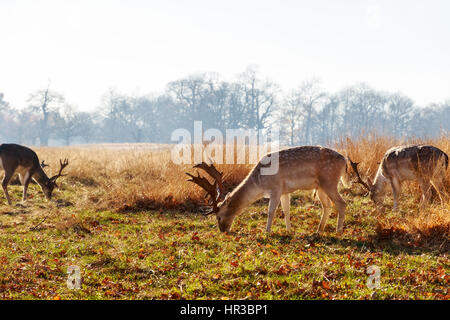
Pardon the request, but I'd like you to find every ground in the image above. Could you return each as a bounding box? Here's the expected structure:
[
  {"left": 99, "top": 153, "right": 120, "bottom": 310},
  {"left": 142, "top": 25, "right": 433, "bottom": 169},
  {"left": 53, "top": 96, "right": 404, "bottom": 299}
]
[{"left": 0, "top": 183, "right": 448, "bottom": 300}]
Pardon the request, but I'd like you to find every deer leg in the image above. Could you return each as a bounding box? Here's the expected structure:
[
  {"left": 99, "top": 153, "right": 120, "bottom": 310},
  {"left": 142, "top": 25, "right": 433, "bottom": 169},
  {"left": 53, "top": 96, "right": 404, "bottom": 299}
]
[
  {"left": 418, "top": 179, "right": 432, "bottom": 208},
  {"left": 22, "top": 171, "right": 32, "bottom": 202},
  {"left": 323, "top": 186, "right": 346, "bottom": 234},
  {"left": 280, "top": 193, "right": 291, "bottom": 232},
  {"left": 316, "top": 189, "right": 332, "bottom": 234},
  {"left": 2, "top": 171, "right": 14, "bottom": 205},
  {"left": 390, "top": 177, "right": 401, "bottom": 210},
  {"left": 266, "top": 191, "right": 281, "bottom": 233},
  {"left": 431, "top": 175, "right": 446, "bottom": 205}
]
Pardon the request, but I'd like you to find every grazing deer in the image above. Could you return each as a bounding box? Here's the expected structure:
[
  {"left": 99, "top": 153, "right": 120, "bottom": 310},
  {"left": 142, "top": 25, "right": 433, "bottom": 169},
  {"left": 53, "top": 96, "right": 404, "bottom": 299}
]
[
  {"left": 350, "top": 145, "right": 448, "bottom": 210},
  {"left": 0, "top": 144, "right": 69, "bottom": 205},
  {"left": 186, "top": 146, "right": 349, "bottom": 234}
]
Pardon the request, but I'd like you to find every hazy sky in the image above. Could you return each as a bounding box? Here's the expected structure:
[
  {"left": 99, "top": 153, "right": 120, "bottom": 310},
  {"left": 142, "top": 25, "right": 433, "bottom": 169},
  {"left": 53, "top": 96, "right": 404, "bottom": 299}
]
[{"left": 0, "top": 0, "right": 449, "bottom": 111}]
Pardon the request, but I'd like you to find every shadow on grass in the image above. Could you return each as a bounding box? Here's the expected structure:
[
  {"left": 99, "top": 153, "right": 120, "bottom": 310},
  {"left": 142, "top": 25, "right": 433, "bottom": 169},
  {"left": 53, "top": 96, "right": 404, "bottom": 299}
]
[{"left": 307, "top": 233, "right": 446, "bottom": 255}]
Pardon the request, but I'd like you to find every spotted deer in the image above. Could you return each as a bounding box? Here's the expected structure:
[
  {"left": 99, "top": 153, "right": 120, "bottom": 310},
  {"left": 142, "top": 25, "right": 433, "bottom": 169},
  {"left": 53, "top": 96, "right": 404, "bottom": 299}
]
[
  {"left": 186, "top": 146, "right": 349, "bottom": 234},
  {"left": 0, "top": 143, "right": 69, "bottom": 205},
  {"left": 350, "top": 145, "right": 448, "bottom": 210}
]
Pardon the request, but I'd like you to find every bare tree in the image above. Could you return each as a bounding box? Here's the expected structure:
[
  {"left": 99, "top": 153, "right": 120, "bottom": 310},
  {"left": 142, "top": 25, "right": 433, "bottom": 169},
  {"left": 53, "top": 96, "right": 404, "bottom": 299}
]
[
  {"left": 294, "top": 79, "right": 326, "bottom": 144},
  {"left": 279, "top": 89, "right": 303, "bottom": 145},
  {"left": 0, "top": 93, "right": 16, "bottom": 142},
  {"left": 386, "top": 93, "right": 413, "bottom": 137},
  {"left": 27, "top": 85, "right": 65, "bottom": 146},
  {"left": 339, "top": 84, "right": 386, "bottom": 138},
  {"left": 167, "top": 74, "right": 209, "bottom": 123},
  {"left": 239, "top": 65, "right": 278, "bottom": 136},
  {"left": 100, "top": 88, "right": 123, "bottom": 142},
  {"left": 316, "top": 94, "right": 340, "bottom": 145},
  {"left": 76, "top": 112, "right": 97, "bottom": 144},
  {"left": 55, "top": 104, "right": 89, "bottom": 145}
]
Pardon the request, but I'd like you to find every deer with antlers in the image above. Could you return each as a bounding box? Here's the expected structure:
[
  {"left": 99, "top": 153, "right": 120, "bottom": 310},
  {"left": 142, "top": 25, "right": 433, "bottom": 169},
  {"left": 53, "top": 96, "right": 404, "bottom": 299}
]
[
  {"left": 0, "top": 144, "right": 69, "bottom": 205},
  {"left": 350, "top": 145, "right": 448, "bottom": 210},
  {"left": 186, "top": 146, "right": 349, "bottom": 234}
]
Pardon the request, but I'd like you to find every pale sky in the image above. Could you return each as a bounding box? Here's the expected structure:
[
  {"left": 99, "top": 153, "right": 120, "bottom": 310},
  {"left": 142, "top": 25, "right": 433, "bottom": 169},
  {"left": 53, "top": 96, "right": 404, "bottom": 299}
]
[{"left": 0, "top": 0, "right": 449, "bottom": 111}]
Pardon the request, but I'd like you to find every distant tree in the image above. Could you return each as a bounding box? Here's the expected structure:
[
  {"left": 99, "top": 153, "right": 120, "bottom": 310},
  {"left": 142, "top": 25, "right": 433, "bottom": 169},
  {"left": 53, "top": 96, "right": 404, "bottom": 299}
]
[
  {"left": 293, "top": 79, "right": 326, "bottom": 144},
  {"left": 167, "top": 74, "right": 209, "bottom": 126},
  {"left": 27, "top": 86, "right": 65, "bottom": 146},
  {"left": 316, "top": 94, "right": 340, "bottom": 145},
  {"left": 238, "top": 66, "right": 278, "bottom": 136},
  {"left": 150, "top": 95, "right": 183, "bottom": 142},
  {"left": 76, "top": 112, "right": 97, "bottom": 144},
  {"left": 438, "top": 102, "right": 450, "bottom": 133},
  {"left": 100, "top": 89, "right": 123, "bottom": 142},
  {"left": 0, "top": 93, "right": 17, "bottom": 142},
  {"left": 115, "top": 95, "right": 146, "bottom": 142},
  {"left": 2, "top": 67, "right": 449, "bottom": 145},
  {"left": 55, "top": 104, "right": 92, "bottom": 145},
  {"left": 339, "top": 84, "right": 386, "bottom": 138},
  {"left": 278, "top": 89, "right": 304, "bottom": 145},
  {"left": 13, "top": 109, "right": 40, "bottom": 145},
  {"left": 408, "top": 107, "right": 440, "bottom": 138},
  {"left": 386, "top": 93, "right": 414, "bottom": 137}
]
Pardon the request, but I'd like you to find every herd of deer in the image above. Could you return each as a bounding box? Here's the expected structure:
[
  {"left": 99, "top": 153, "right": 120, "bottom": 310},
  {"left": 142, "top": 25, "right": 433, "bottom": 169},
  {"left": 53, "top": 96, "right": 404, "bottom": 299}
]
[
  {"left": 0, "top": 142, "right": 448, "bottom": 235},
  {"left": 185, "top": 144, "right": 447, "bottom": 234}
]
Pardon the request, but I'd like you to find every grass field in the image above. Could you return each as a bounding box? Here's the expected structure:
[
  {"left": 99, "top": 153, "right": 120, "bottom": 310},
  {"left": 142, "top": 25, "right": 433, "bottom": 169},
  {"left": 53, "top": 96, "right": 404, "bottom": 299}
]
[{"left": 0, "top": 136, "right": 448, "bottom": 300}]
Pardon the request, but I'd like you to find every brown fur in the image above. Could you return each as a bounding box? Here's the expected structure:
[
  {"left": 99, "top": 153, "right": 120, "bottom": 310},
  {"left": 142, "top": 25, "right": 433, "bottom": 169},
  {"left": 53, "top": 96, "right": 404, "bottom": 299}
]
[
  {"left": 371, "top": 145, "right": 448, "bottom": 208},
  {"left": 213, "top": 146, "right": 348, "bottom": 234},
  {"left": 0, "top": 144, "right": 64, "bottom": 204}
]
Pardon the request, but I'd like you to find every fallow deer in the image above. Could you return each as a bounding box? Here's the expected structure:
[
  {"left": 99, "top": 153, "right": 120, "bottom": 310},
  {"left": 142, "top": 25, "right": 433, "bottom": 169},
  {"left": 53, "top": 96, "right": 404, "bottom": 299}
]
[
  {"left": 186, "top": 146, "right": 349, "bottom": 234},
  {"left": 350, "top": 145, "right": 448, "bottom": 210},
  {"left": 0, "top": 143, "right": 69, "bottom": 205}
]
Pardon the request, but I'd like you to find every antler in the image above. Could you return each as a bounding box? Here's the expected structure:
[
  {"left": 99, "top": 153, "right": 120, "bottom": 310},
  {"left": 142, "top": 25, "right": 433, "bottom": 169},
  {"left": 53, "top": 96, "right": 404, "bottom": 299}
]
[
  {"left": 193, "top": 162, "right": 224, "bottom": 193},
  {"left": 349, "top": 159, "right": 371, "bottom": 192},
  {"left": 41, "top": 160, "right": 49, "bottom": 168},
  {"left": 186, "top": 162, "right": 224, "bottom": 215},
  {"left": 50, "top": 158, "right": 69, "bottom": 181}
]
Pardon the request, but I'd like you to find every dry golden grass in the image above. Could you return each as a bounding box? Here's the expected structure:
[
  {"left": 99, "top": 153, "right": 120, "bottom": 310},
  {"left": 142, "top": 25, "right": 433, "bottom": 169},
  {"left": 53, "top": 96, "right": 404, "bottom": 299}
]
[
  {"left": 35, "top": 145, "right": 254, "bottom": 212},
  {"left": 32, "top": 135, "right": 449, "bottom": 249}
]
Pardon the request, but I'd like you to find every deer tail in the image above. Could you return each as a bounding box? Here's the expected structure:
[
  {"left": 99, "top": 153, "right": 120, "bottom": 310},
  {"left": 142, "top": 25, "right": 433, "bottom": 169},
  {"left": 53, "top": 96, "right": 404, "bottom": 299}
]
[{"left": 340, "top": 161, "right": 350, "bottom": 188}]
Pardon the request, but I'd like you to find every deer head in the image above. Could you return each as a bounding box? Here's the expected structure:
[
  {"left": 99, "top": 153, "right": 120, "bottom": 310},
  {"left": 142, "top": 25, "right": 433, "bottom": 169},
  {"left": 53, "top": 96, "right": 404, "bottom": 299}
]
[
  {"left": 43, "top": 159, "right": 69, "bottom": 199},
  {"left": 349, "top": 159, "right": 385, "bottom": 205},
  {"left": 186, "top": 162, "right": 234, "bottom": 232}
]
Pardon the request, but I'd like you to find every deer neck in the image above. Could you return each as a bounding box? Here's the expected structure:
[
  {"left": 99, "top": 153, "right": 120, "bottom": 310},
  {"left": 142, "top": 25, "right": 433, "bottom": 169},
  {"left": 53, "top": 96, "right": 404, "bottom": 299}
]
[
  {"left": 33, "top": 167, "right": 51, "bottom": 187},
  {"left": 372, "top": 167, "right": 388, "bottom": 195},
  {"left": 225, "top": 177, "right": 264, "bottom": 217}
]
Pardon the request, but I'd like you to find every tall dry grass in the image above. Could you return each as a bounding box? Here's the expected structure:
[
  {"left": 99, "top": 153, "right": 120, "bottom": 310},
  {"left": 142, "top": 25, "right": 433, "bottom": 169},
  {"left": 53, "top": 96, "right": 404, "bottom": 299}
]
[
  {"left": 35, "top": 145, "right": 254, "bottom": 212},
  {"left": 30, "top": 136, "right": 450, "bottom": 248}
]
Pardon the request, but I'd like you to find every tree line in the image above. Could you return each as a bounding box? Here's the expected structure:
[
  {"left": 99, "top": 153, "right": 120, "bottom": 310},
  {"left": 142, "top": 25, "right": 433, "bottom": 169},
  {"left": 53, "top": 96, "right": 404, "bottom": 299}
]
[{"left": 1, "top": 66, "right": 449, "bottom": 146}]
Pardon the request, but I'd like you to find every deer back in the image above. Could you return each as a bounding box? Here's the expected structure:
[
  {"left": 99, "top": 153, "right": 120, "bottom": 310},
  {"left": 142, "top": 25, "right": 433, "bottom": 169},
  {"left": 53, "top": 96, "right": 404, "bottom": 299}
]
[
  {"left": 382, "top": 145, "right": 448, "bottom": 180},
  {"left": 252, "top": 146, "right": 347, "bottom": 193},
  {"left": 0, "top": 144, "right": 41, "bottom": 173}
]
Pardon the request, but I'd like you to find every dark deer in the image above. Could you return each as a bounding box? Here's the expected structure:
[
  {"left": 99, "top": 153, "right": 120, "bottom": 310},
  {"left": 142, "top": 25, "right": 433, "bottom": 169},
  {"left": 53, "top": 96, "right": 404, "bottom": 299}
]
[
  {"left": 350, "top": 145, "right": 448, "bottom": 210},
  {"left": 0, "top": 144, "right": 69, "bottom": 205}
]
